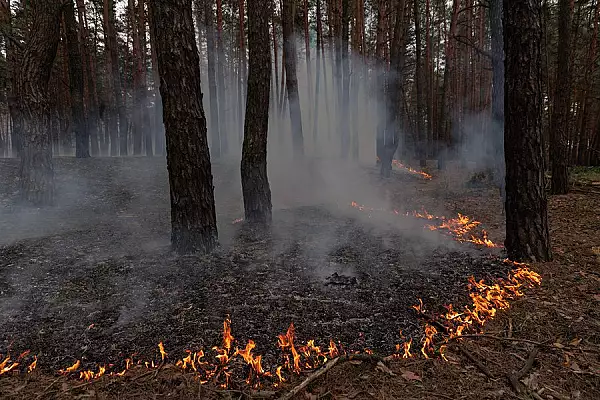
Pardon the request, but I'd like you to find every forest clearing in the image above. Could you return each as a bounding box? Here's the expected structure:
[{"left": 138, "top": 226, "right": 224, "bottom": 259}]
[{"left": 1, "top": 0, "right": 600, "bottom": 399}]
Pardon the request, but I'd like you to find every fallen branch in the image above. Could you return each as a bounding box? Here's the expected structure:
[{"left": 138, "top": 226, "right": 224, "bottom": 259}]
[
  {"left": 507, "top": 347, "right": 539, "bottom": 394},
  {"left": 278, "top": 357, "right": 340, "bottom": 400},
  {"left": 455, "top": 345, "right": 496, "bottom": 379},
  {"left": 278, "top": 354, "right": 386, "bottom": 400}
]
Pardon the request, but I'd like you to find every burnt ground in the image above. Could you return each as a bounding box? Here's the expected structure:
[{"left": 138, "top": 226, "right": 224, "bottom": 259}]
[{"left": 1, "top": 157, "right": 599, "bottom": 399}]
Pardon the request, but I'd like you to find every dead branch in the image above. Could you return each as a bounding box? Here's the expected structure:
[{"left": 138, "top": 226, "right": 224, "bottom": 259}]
[
  {"left": 278, "top": 357, "right": 340, "bottom": 400},
  {"left": 507, "top": 347, "right": 539, "bottom": 395},
  {"left": 455, "top": 345, "right": 496, "bottom": 379},
  {"left": 278, "top": 354, "right": 386, "bottom": 400}
]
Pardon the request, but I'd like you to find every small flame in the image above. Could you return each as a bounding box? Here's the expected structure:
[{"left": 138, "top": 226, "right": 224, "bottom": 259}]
[
  {"left": 59, "top": 359, "right": 81, "bottom": 374},
  {"left": 158, "top": 342, "right": 167, "bottom": 361}
]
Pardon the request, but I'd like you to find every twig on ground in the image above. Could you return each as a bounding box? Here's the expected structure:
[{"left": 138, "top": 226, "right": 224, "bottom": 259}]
[
  {"left": 278, "top": 357, "right": 340, "bottom": 400},
  {"left": 278, "top": 354, "right": 386, "bottom": 400},
  {"left": 507, "top": 347, "right": 539, "bottom": 395},
  {"left": 455, "top": 345, "right": 496, "bottom": 379},
  {"left": 35, "top": 376, "right": 62, "bottom": 400}
]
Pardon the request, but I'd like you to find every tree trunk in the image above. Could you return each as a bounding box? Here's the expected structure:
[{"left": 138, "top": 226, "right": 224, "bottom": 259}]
[
  {"left": 16, "top": 0, "right": 63, "bottom": 205},
  {"left": 381, "top": 0, "right": 408, "bottom": 177},
  {"left": 490, "top": 0, "right": 505, "bottom": 203},
  {"left": 3, "top": 0, "right": 23, "bottom": 157},
  {"left": 503, "top": 0, "right": 551, "bottom": 262},
  {"left": 75, "top": 0, "right": 99, "bottom": 156},
  {"left": 64, "top": 0, "right": 90, "bottom": 158},
  {"left": 204, "top": 0, "right": 221, "bottom": 158},
  {"left": 549, "top": 0, "right": 572, "bottom": 194},
  {"left": 101, "top": 0, "right": 119, "bottom": 156},
  {"left": 340, "top": 0, "right": 350, "bottom": 158},
  {"left": 414, "top": 0, "right": 425, "bottom": 167},
  {"left": 138, "top": 0, "right": 153, "bottom": 157},
  {"left": 241, "top": 0, "right": 272, "bottom": 224},
  {"left": 216, "top": 0, "right": 228, "bottom": 155},
  {"left": 149, "top": 0, "right": 219, "bottom": 254},
  {"left": 313, "top": 0, "right": 322, "bottom": 144},
  {"left": 282, "top": 0, "right": 304, "bottom": 157},
  {"left": 148, "top": 4, "right": 165, "bottom": 156}
]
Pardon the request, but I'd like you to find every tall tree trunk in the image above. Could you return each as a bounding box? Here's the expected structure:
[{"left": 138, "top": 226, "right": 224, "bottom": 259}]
[
  {"left": 205, "top": 0, "right": 221, "bottom": 158},
  {"left": 64, "top": 0, "right": 90, "bottom": 158},
  {"left": 313, "top": 0, "right": 322, "bottom": 144},
  {"left": 490, "top": 0, "right": 505, "bottom": 205},
  {"left": 549, "top": 0, "right": 572, "bottom": 194},
  {"left": 282, "top": 0, "right": 304, "bottom": 156},
  {"left": 148, "top": 4, "right": 165, "bottom": 156},
  {"left": 504, "top": 0, "right": 551, "bottom": 262},
  {"left": 102, "top": 0, "right": 118, "bottom": 156},
  {"left": 381, "top": 0, "right": 408, "bottom": 177},
  {"left": 130, "top": 0, "right": 143, "bottom": 155},
  {"left": 138, "top": 0, "right": 153, "bottom": 156},
  {"left": 75, "top": 0, "right": 99, "bottom": 156},
  {"left": 438, "top": 0, "right": 460, "bottom": 170},
  {"left": 238, "top": 0, "right": 247, "bottom": 145},
  {"left": 149, "top": 0, "right": 219, "bottom": 254},
  {"left": 241, "top": 0, "right": 272, "bottom": 224},
  {"left": 414, "top": 0, "right": 425, "bottom": 167},
  {"left": 375, "top": 0, "right": 386, "bottom": 163},
  {"left": 340, "top": 0, "right": 350, "bottom": 158},
  {"left": 216, "top": 0, "right": 228, "bottom": 155},
  {"left": 3, "top": 0, "right": 23, "bottom": 157},
  {"left": 16, "top": 0, "right": 63, "bottom": 205}
]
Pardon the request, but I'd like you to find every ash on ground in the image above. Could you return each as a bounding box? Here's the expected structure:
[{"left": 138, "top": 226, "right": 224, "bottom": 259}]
[{"left": 0, "top": 158, "right": 509, "bottom": 371}]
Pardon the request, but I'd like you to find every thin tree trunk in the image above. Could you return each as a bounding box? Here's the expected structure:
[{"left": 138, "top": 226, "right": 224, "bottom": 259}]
[
  {"left": 149, "top": 0, "right": 219, "bottom": 254},
  {"left": 313, "top": 0, "right": 322, "bottom": 145},
  {"left": 216, "top": 0, "right": 228, "bottom": 155},
  {"left": 148, "top": 3, "right": 165, "bottom": 156},
  {"left": 3, "top": 0, "right": 22, "bottom": 157},
  {"left": 64, "top": 0, "right": 90, "bottom": 158},
  {"left": 490, "top": 0, "right": 505, "bottom": 205},
  {"left": 241, "top": 0, "right": 272, "bottom": 224},
  {"left": 504, "top": 0, "right": 551, "bottom": 262},
  {"left": 549, "top": 0, "right": 572, "bottom": 194},
  {"left": 340, "top": 0, "right": 350, "bottom": 158},
  {"left": 205, "top": 0, "right": 221, "bottom": 158},
  {"left": 283, "top": 0, "right": 304, "bottom": 156},
  {"left": 414, "top": 0, "right": 425, "bottom": 166}
]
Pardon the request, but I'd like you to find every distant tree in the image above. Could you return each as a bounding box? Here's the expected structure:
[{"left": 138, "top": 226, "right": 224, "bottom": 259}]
[
  {"left": 204, "top": 0, "right": 221, "bottom": 158},
  {"left": 503, "top": 0, "right": 551, "bottom": 262},
  {"left": 64, "top": 0, "right": 90, "bottom": 159},
  {"left": 380, "top": 0, "right": 409, "bottom": 178},
  {"left": 340, "top": 0, "right": 350, "bottom": 158},
  {"left": 241, "top": 0, "right": 272, "bottom": 224},
  {"left": 150, "top": 0, "right": 219, "bottom": 254},
  {"left": 490, "top": 0, "right": 505, "bottom": 205},
  {"left": 549, "top": 0, "right": 572, "bottom": 194},
  {"left": 282, "top": 0, "right": 304, "bottom": 157},
  {"left": 1, "top": 0, "right": 22, "bottom": 157}
]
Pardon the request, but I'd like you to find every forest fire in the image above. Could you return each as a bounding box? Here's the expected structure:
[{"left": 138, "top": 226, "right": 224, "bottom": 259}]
[
  {"left": 0, "top": 257, "right": 541, "bottom": 389},
  {"left": 350, "top": 201, "right": 502, "bottom": 248},
  {"left": 391, "top": 160, "right": 433, "bottom": 180}
]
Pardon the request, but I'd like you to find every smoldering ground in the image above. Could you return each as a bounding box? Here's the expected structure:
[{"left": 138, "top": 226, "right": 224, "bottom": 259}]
[{"left": 0, "top": 38, "right": 508, "bottom": 371}]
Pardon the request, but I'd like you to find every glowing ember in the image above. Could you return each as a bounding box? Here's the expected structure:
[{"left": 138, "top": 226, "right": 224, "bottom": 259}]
[
  {"left": 59, "top": 359, "right": 81, "bottom": 374},
  {"left": 158, "top": 342, "right": 167, "bottom": 361},
  {"left": 391, "top": 159, "right": 433, "bottom": 179}
]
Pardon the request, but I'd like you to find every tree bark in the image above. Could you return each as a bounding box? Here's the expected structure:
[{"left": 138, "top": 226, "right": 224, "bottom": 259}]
[
  {"left": 549, "top": 0, "right": 572, "bottom": 194},
  {"left": 503, "top": 0, "right": 551, "bottom": 262},
  {"left": 241, "top": 0, "right": 272, "bottom": 224},
  {"left": 149, "top": 0, "right": 219, "bottom": 254},
  {"left": 490, "top": 0, "right": 505, "bottom": 203},
  {"left": 138, "top": 0, "right": 153, "bottom": 157},
  {"left": 148, "top": 4, "right": 165, "bottom": 155},
  {"left": 216, "top": 0, "right": 228, "bottom": 155},
  {"left": 16, "top": 0, "right": 63, "bottom": 205},
  {"left": 340, "top": 0, "right": 350, "bottom": 158},
  {"left": 2, "top": 0, "right": 23, "bottom": 157},
  {"left": 64, "top": 0, "right": 90, "bottom": 158},
  {"left": 282, "top": 0, "right": 304, "bottom": 157},
  {"left": 101, "top": 0, "right": 118, "bottom": 156},
  {"left": 204, "top": 0, "right": 221, "bottom": 158},
  {"left": 414, "top": 0, "right": 425, "bottom": 167},
  {"left": 381, "top": 0, "right": 408, "bottom": 177}
]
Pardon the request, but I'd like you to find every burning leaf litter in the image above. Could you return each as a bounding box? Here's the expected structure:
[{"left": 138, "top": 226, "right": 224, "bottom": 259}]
[{"left": 0, "top": 201, "right": 541, "bottom": 390}]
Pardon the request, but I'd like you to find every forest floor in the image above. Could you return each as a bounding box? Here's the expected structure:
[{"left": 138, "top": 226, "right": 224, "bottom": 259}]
[{"left": 0, "top": 157, "right": 598, "bottom": 399}]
